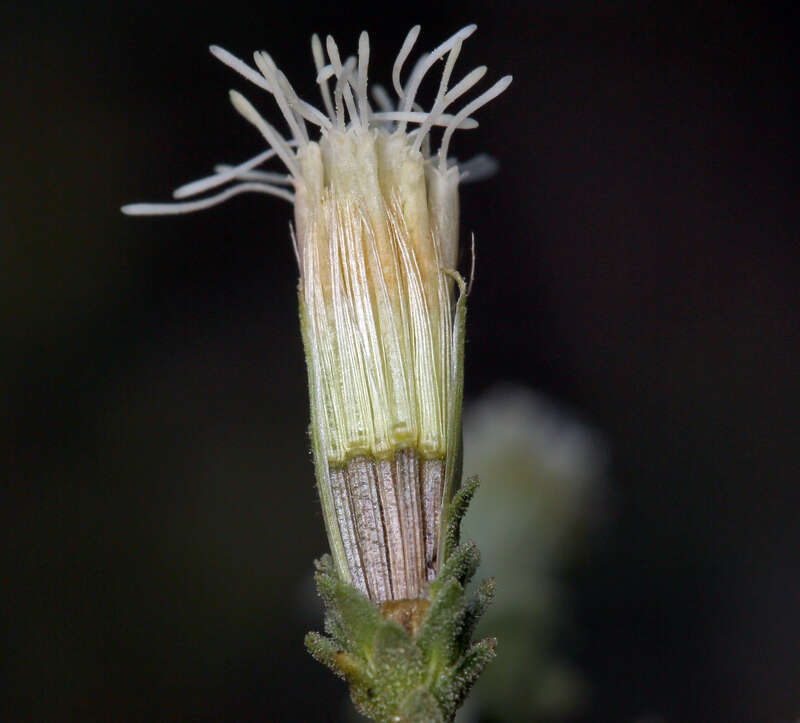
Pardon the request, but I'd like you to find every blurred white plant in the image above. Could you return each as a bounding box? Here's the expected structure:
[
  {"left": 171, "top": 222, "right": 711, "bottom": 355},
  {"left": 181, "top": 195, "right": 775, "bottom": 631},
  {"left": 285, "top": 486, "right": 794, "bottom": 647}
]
[{"left": 458, "top": 385, "right": 608, "bottom": 720}]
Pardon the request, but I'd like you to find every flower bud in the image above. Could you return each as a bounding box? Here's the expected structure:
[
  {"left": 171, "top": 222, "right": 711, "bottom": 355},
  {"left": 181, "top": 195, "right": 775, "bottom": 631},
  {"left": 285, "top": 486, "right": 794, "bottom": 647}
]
[{"left": 123, "top": 25, "right": 511, "bottom": 603}]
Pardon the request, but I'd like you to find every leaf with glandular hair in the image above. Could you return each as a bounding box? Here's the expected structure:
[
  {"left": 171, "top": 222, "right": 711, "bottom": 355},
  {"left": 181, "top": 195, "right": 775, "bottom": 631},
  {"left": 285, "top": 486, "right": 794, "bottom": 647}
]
[
  {"left": 313, "top": 558, "right": 350, "bottom": 646},
  {"left": 416, "top": 577, "right": 464, "bottom": 666},
  {"left": 304, "top": 631, "right": 345, "bottom": 678},
  {"left": 457, "top": 576, "right": 496, "bottom": 651},
  {"left": 432, "top": 539, "right": 480, "bottom": 594},
  {"left": 439, "top": 636, "right": 497, "bottom": 709},
  {"left": 395, "top": 689, "right": 446, "bottom": 723},
  {"left": 312, "top": 555, "right": 338, "bottom": 605},
  {"left": 333, "top": 579, "right": 384, "bottom": 654},
  {"left": 316, "top": 561, "right": 383, "bottom": 653},
  {"left": 444, "top": 477, "right": 479, "bottom": 560},
  {"left": 372, "top": 619, "right": 420, "bottom": 667}
]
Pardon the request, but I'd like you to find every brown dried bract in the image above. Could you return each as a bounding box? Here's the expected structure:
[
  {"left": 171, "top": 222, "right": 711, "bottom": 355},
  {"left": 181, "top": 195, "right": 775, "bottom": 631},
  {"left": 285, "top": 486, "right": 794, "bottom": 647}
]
[{"left": 380, "top": 598, "right": 432, "bottom": 637}]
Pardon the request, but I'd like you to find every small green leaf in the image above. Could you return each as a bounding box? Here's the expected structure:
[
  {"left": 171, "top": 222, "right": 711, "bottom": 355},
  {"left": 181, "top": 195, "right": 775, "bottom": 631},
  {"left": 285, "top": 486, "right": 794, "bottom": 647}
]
[
  {"left": 438, "top": 636, "right": 497, "bottom": 709},
  {"left": 444, "top": 476, "right": 479, "bottom": 560},
  {"left": 432, "top": 540, "right": 480, "bottom": 594},
  {"left": 457, "top": 577, "right": 495, "bottom": 650},
  {"left": 417, "top": 578, "right": 464, "bottom": 666},
  {"left": 304, "top": 631, "right": 345, "bottom": 679}
]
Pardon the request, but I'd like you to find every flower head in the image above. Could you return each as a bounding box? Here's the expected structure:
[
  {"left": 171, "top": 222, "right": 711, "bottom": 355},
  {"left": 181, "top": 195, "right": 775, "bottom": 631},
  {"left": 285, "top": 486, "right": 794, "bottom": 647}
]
[{"left": 123, "top": 26, "right": 510, "bottom": 603}]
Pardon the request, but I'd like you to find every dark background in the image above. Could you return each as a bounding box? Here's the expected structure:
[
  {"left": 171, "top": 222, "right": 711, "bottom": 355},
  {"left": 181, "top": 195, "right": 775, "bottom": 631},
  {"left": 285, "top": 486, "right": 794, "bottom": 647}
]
[{"left": 2, "top": 1, "right": 798, "bottom": 720}]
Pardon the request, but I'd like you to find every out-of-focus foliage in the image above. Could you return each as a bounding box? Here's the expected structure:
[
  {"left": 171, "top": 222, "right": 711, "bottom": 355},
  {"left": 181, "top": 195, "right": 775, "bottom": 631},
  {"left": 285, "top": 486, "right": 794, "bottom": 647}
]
[{"left": 458, "top": 386, "right": 607, "bottom": 721}]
